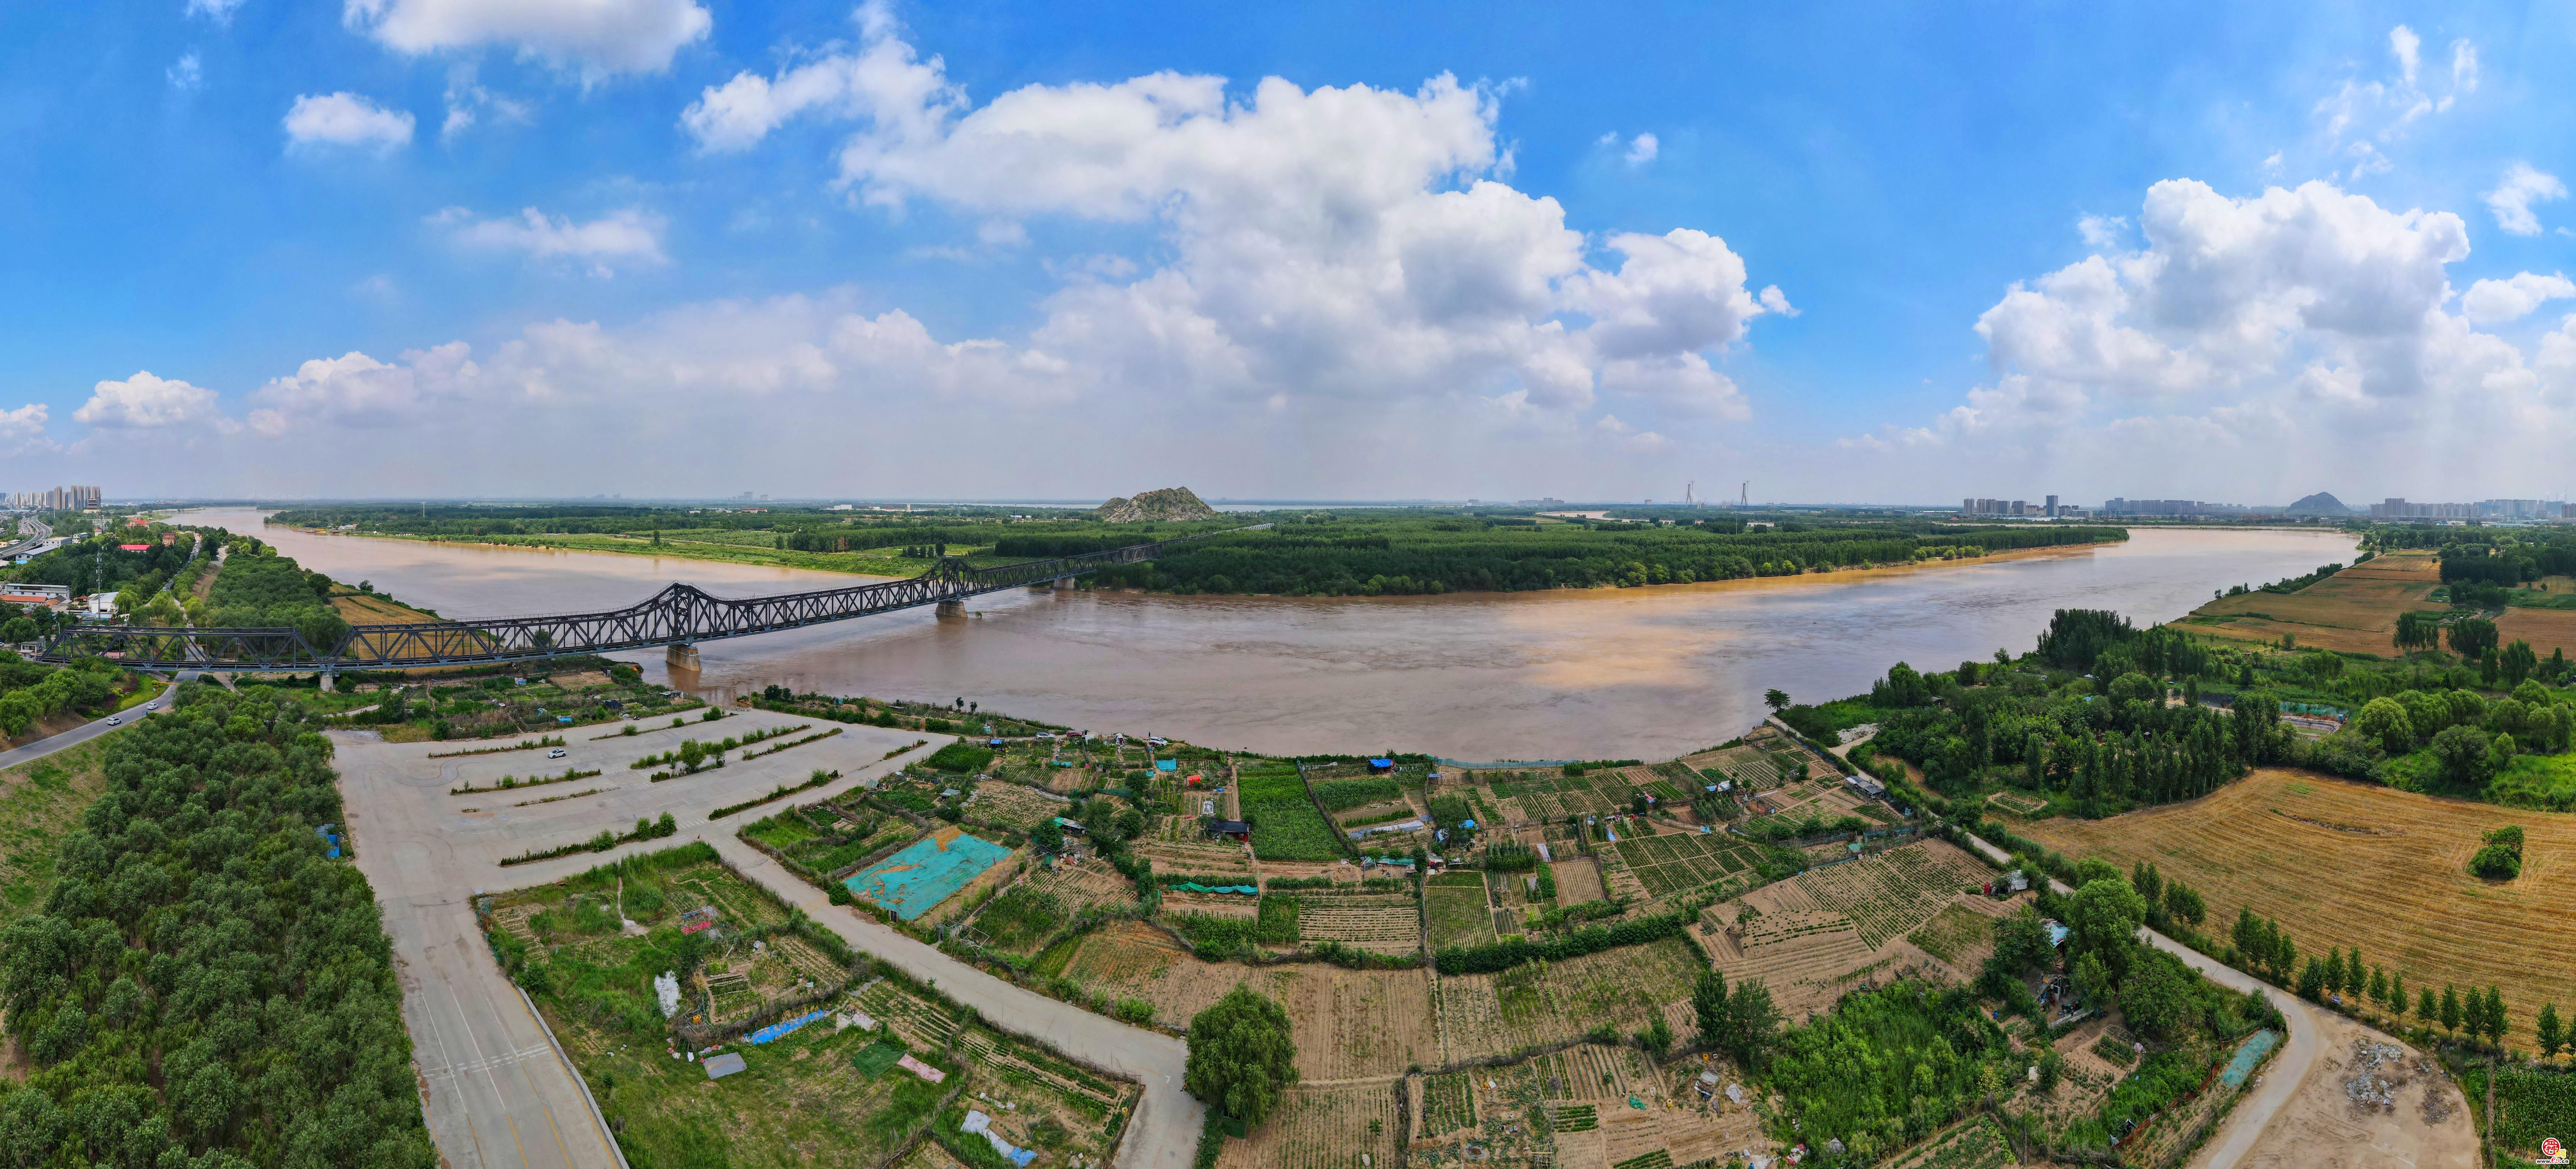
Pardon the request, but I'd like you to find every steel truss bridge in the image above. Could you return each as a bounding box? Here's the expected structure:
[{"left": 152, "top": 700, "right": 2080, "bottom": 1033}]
[{"left": 33, "top": 527, "right": 1258, "bottom": 674}]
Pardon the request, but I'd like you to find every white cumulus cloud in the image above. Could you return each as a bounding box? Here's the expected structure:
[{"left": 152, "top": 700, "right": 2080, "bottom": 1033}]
[
  {"left": 1846, "top": 176, "right": 2576, "bottom": 501},
  {"left": 74, "top": 372, "right": 222, "bottom": 429},
  {"left": 344, "top": 0, "right": 711, "bottom": 78},
  {"left": 283, "top": 92, "right": 415, "bottom": 152},
  {"left": 2486, "top": 163, "right": 2567, "bottom": 237},
  {"left": 1624, "top": 133, "right": 1658, "bottom": 165},
  {"left": 2462, "top": 272, "right": 2576, "bottom": 326},
  {"left": 167, "top": 52, "right": 203, "bottom": 91},
  {"left": 186, "top": 0, "right": 246, "bottom": 23},
  {"left": 432, "top": 206, "right": 669, "bottom": 273},
  {"left": 0, "top": 403, "right": 50, "bottom": 454}
]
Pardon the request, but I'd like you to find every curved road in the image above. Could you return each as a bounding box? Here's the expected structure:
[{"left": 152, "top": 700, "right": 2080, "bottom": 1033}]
[
  {"left": 1960, "top": 831, "right": 2320, "bottom": 1169},
  {"left": 0, "top": 678, "right": 176, "bottom": 772}
]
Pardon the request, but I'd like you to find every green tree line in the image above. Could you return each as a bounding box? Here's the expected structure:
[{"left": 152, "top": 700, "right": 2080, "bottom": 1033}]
[{"left": 0, "top": 686, "right": 436, "bottom": 1167}]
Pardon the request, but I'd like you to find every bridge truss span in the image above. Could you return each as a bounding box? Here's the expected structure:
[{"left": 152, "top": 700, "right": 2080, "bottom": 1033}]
[{"left": 36, "top": 525, "right": 1261, "bottom": 673}]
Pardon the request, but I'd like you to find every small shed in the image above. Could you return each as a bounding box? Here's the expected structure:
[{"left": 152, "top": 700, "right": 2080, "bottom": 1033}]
[
  {"left": 1208, "top": 819, "right": 1251, "bottom": 841},
  {"left": 1366, "top": 757, "right": 1395, "bottom": 773},
  {"left": 703, "top": 1052, "right": 746, "bottom": 1080}
]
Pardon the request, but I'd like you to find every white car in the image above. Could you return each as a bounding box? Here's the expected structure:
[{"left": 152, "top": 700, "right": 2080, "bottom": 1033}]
[
  {"left": 106, "top": 716, "right": 121, "bottom": 726},
  {"left": 548, "top": 748, "right": 568, "bottom": 759}
]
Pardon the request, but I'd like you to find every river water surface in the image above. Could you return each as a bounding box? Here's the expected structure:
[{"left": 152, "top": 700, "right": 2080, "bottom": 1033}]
[{"left": 179, "top": 509, "right": 2352, "bottom": 760}]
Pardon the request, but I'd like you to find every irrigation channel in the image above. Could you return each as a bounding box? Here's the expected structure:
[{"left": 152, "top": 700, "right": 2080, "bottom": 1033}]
[{"left": 174, "top": 508, "right": 2354, "bottom": 760}]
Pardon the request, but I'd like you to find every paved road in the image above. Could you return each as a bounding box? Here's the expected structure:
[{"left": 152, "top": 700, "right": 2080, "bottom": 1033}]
[
  {"left": 705, "top": 834, "right": 1202, "bottom": 1168},
  {"left": 335, "top": 708, "right": 1199, "bottom": 1169},
  {"left": 0, "top": 677, "right": 175, "bottom": 771},
  {"left": 1960, "top": 831, "right": 2320, "bottom": 1169}
]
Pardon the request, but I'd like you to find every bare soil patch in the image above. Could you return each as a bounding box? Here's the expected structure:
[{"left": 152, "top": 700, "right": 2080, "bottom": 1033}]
[{"left": 2198, "top": 1011, "right": 2474, "bottom": 1169}]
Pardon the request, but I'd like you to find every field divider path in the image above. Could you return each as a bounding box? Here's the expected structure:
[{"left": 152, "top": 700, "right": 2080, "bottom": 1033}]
[
  {"left": 701, "top": 833, "right": 1202, "bottom": 1169},
  {"left": 1959, "top": 830, "right": 2321, "bottom": 1169}
]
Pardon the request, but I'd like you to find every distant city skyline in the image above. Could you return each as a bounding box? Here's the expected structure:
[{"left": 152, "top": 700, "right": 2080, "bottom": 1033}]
[{"left": 2, "top": 2, "right": 2572, "bottom": 502}]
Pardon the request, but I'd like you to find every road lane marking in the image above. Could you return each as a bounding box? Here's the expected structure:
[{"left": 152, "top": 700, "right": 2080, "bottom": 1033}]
[{"left": 440, "top": 962, "right": 533, "bottom": 1169}]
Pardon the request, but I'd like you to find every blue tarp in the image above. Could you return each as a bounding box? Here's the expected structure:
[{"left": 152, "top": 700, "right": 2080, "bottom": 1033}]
[
  {"left": 1155, "top": 759, "right": 1178, "bottom": 771},
  {"left": 2218, "top": 1029, "right": 2279, "bottom": 1088},
  {"left": 844, "top": 830, "right": 1013, "bottom": 921},
  {"left": 746, "top": 1009, "right": 831, "bottom": 1045}
]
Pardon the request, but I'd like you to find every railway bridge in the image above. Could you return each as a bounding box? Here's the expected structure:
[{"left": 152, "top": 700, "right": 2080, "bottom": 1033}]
[{"left": 33, "top": 526, "right": 1257, "bottom": 680}]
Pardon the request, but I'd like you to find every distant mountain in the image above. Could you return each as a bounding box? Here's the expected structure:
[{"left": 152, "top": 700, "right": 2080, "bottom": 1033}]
[
  {"left": 2282, "top": 491, "right": 2358, "bottom": 515},
  {"left": 1097, "top": 486, "right": 1219, "bottom": 523}
]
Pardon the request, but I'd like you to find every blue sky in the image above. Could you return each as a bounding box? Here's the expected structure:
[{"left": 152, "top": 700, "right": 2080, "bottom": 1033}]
[{"left": 3, "top": 1, "right": 2572, "bottom": 504}]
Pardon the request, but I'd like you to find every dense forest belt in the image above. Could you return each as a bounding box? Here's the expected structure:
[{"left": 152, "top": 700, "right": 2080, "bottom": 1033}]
[
  {"left": 270, "top": 503, "right": 2125, "bottom": 600},
  {"left": 0, "top": 684, "right": 436, "bottom": 1166},
  {"left": 1071, "top": 522, "right": 2125, "bottom": 596}
]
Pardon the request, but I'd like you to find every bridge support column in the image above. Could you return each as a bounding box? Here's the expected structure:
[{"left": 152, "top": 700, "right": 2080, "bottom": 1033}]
[
  {"left": 1054, "top": 576, "right": 1075, "bottom": 591},
  {"left": 318, "top": 671, "right": 336, "bottom": 693},
  {"left": 935, "top": 600, "right": 965, "bottom": 617},
  {"left": 667, "top": 644, "right": 701, "bottom": 669}
]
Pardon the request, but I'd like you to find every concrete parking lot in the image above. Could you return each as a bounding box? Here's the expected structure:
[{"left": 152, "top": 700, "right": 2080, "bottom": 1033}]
[{"left": 336, "top": 708, "right": 937, "bottom": 1169}]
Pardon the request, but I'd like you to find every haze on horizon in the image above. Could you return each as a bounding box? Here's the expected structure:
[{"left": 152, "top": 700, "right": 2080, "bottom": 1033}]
[{"left": 3, "top": 1, "right": 2572, "bottom": 505}]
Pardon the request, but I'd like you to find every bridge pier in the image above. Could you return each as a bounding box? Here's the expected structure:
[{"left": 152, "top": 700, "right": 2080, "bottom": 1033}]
[
  {"left": 935, "top": 600, "right": 965, "bottom": 617},
  {"left": 1055, "top": 576, "right": 1075, "bottom": 591},
  {"left": 667, "top": 643, "right": 701, "bottom": 669},
  {"left": 318, "top": 670, "right": 336, "bottom": 693}
]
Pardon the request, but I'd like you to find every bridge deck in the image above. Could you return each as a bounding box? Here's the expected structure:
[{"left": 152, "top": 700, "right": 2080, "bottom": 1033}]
[{"left": 38, "top": 527, "right": 1259, "bottom": 672}]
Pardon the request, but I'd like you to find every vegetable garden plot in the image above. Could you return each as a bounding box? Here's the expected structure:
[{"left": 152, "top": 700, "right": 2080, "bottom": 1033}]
[
  {"left": 1240, "top": 768, "right": 1343, "bottom": 861},
  {"left": 1789, "top": 841, "right": 1984, "bottom": 949},
  {"left": 1420, "top": 1072, "right": 1477, "bottom": 1136},
  {"left": 1298, "top": 896, "right": 1423, "bottom": 953},
  {"left": 1886, "top": 1117, "right": 2018, "bottom": 1169},
  {"left": 1218, "top": 1078, "right": 1401, "bottom": 1169},
  {"left": 1424, "top": 872, "right": 1497, "bottom": 950},
  {"left": 1435, "top": 938, "right": 1700, "bottom": 1062},
  {"left": 963, "top": 780, "right": 1066, "bottom": 829}
]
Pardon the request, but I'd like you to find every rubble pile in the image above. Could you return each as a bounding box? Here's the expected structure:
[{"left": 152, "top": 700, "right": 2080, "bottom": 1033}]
[{"left": 2342, "top": 1040, "right": 2411, "bottom": 1114}]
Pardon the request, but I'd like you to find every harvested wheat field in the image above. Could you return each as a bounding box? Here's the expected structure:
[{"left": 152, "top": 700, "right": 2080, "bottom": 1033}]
[
  {"left": 2021, "top": 768, "right": 2572, "bottom": 1039},
  {"left": 1059, "top": 923, "right": 1437, "bottom": 1077},
  {"left": 2184, "top": 551, "right": 2431, "bottom": 655},
  {"left": 2496, "top": 607, "right": 2576, "bottom": 659}
]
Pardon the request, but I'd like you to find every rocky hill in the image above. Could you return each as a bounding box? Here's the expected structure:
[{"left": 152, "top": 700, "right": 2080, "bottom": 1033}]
[
  {"left": 1096, "top": 487, "right": 1218, "bottom": 523},
  {"left": 2283, "top": 491, "right": 2358, "bottom": 515}
]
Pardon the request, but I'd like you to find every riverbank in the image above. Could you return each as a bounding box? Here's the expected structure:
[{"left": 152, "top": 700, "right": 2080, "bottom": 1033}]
[{"left": 268, "top": 514, "right": 2124, "bottom": 599}]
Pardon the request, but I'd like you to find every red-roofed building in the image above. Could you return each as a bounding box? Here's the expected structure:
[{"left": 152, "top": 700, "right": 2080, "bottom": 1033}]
[{"left": 118, "top": 543, "right": 150, "bottom": 552}]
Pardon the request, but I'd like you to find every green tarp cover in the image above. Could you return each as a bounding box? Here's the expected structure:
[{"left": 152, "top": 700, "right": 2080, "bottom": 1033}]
[{"left": 1167, "top": 882, "right": 1258, "bottom": 895}]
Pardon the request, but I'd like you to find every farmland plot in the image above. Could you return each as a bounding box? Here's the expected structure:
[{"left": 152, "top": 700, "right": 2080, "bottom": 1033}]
[
  {"left": 1297, "top": 892, "right": 1423, "bottom": 954},
  {"left": 2020, "top": 767, "right": 2576, "bottom": 1042},
  {"left": 1435, "top": 938, "right": 1700, "bottom": 1063},
  {"left": 1793, "top": 840, "right": 1987, "bottom": 949},
  {"left": 1425, "top": 871, "right": 1497, "bottom": 950},
  {"left": 1219, "top": 1079, "right": 1401, "bottom": 1169},
  {"left": 1063, "top": 925, "right": 1438, "bottom": 1077},
  {"left": 963, "top": 780, "right": 1067, "bottom": 829},
  {"left": 1612, "top": 829, "right": 1764, "bottom": 901},
  {"left": 1705, "top": 840, "right": 1999, "bottom": 1018},
  {"left": 1551, "top": 857, "right": 1607, "bottom": 903}
]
